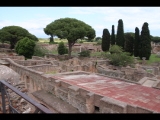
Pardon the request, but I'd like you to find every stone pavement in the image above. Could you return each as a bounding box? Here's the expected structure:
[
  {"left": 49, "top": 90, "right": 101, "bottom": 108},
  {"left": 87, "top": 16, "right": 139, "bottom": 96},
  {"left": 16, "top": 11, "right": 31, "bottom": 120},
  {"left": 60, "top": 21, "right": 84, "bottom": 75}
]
[{"left": 53, "top": 74, "right": 160, "bottom": 113}]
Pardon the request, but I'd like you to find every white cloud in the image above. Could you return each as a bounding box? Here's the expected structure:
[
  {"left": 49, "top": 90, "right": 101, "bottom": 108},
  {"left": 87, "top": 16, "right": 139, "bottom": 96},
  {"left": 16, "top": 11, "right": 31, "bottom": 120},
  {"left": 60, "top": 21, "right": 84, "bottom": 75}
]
[
  {"left": 0, "top": 16, "right": 56, "bottom": 38},
  {"left": 69, "top": 7, "right": 160, "bottom": 36},
  {"left": 1, "top": 7, "right": 160, "bottom": 38}
]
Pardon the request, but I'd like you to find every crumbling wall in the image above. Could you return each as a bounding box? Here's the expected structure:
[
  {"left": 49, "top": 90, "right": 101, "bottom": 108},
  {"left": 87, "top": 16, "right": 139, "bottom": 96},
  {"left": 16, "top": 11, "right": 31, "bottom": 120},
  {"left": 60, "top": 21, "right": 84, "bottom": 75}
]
[
  {"left": 27, "top": 64, "right": 59, "bottom": 73},
  {"left": 13, "top": 60, "right": 50, "bottom": 66}
]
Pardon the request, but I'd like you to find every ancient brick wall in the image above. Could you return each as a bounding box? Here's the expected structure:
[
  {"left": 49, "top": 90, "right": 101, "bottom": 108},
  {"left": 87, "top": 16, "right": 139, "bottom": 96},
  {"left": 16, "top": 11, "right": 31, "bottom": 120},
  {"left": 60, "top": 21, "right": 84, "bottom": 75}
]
[{"left": 2, "top": 57, "right": 159, "bottom": 113}]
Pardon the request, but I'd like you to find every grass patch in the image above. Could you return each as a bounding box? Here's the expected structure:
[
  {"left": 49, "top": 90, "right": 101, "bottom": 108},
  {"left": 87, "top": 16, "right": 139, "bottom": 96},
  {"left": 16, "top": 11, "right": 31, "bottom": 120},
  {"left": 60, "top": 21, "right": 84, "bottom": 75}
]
[
  {"left": 46, "top": 71, "right": 57, "bottom": 74},
  {"left": 138, "top": 54, "right": 160, "bottom": 65},
  {"left": 39, "top": 38, "right": 68, "bottom": 43},
  {"left": 90, "top": 52, "right": 103, "bottom": 57},
  {"left": 147, "top": 54, "right": 160, "bottom": 64}
]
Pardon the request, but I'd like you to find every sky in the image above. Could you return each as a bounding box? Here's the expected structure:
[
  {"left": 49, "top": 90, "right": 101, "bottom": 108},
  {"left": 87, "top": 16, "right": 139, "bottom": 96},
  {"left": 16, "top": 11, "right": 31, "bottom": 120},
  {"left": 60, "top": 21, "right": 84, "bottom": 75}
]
[{"left": 0, "top": 7, "right": 160, "bottom": 38}]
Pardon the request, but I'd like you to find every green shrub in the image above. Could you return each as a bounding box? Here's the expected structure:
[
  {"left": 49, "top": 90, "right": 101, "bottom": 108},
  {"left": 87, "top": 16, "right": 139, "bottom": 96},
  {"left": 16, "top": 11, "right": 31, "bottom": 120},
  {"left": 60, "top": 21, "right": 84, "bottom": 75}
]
[
  {"left": 79, "top": 50, "right": 91, "bottom": 57},
  {"left": 33, "top": 43, "right": 49, "bottom": 57},
  {"left": 96, "top": 40, "right": 102, "bottom": 45},
  {"left": 108, "top": 52, "right": 134, "bottom": 67},
  {"left": 107, "top": 45, "right": 134, "bottom": 66},
  {"left": 58, "top": 41, "right": 68, "bottom": 55},
  {"left": 15, "top": 37, "right": 35, "bottom": 59},
  {"left": 78, "top": 40, "right": 83, "bottom": 43},
  {"left": 109, "top": 45, "right": 123, "bottom": 54}
]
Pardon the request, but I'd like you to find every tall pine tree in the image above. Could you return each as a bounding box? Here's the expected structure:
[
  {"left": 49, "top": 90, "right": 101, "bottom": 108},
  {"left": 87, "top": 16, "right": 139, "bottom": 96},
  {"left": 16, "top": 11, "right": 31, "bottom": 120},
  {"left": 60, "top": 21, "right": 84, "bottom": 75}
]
[
  {"left": 111, "top": 25, "right": 115, "bottom": 45},
  {"left": 134, "top": 27, "right": 140, "bottom": 57},
  {"left": 102, "top": 29, "right": 110, "bottom": 52},
  {"left": 139, "top": 22, "right": 151, "bottom": 60},
  {"left": 116, "top": 19, "right": 125, "bottom": 49}
]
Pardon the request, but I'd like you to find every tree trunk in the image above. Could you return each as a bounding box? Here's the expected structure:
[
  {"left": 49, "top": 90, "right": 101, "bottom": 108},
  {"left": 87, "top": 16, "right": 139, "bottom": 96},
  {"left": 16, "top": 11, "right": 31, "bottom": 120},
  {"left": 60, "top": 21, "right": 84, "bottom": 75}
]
[
  {"left": 68, "top": 42, "right": 72, "bottom": 59},
  {"left": 50, "top": 35, "right": 54, "bottom": 43}
]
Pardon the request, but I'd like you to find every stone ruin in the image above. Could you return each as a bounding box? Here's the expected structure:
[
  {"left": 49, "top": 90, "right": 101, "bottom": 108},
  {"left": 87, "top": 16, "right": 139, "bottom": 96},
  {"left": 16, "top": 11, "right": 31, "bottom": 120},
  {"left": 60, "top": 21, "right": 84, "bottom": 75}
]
[{"left": 1, "top": 53, "right": 160, "bottom": 113}]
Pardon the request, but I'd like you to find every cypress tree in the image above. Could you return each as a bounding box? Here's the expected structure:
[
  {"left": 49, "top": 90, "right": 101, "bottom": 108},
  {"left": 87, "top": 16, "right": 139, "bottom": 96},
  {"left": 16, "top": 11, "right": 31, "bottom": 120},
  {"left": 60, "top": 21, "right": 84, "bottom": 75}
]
[
  {"left": 111, "top": 25, "right": 115, "bottom": 45},
  {"left": 102, "top": 29, "right": 110, "bottom": 52},
  {"left": 116, "top": 19, "right": 125, "bottom": 49},
  {"left": 124, "top": 33, "right": 134, "bottom": 56},
  {"left": 134, "top": 27, "right": 140, "bottom": 57},
  {"left": 139, "top": 22, "right": 151, "bottom": 60}
]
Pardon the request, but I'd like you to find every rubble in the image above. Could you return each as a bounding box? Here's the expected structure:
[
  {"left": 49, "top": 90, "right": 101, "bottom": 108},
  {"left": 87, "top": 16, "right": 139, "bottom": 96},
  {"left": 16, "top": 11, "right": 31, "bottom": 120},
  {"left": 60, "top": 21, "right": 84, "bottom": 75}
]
[{"left": 0, "top": 65, "right": 35, "bottom": 113}]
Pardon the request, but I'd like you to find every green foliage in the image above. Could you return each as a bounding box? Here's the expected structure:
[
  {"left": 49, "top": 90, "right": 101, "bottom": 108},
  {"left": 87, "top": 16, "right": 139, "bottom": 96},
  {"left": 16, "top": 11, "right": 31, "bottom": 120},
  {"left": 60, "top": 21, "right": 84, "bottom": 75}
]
[
  {"left": 150, "top": 36, "right": 160, "bottom": 43},
  {"left": 139, "top": 22, "right": 151, "bottom": 60},
  {"left": 49, "top": 41, "right": 58, "bottom": 44},
  {"left": 108, "top": 45, "right": 134, "bottom": 66},
  {"left": 1, "top": 26, "right": 38, "bottom": 49},
  {"left": 96, "top": 40, "right": 102, "bottom": 45},
  {"left": 134, "top": 27, "right": 140, "bottom": 57},
  {"left": 124, "top": 33, "right": 134, "bottom": 56},
  {"left": 79, "top": 50, "right": 91, "bottom": 57},
  {"left": 78, "top": 40, "right": 83, "bottom": 43},
  {"left": 111, "top": 25, "right": 115, "bottom": 45},
  {"left": 58, "top": 41, "right": 68, "bottom": 55},
  {"left": 95, "top": 37, "right": 102, "bottom": 41},
  {"left": 44, "top": 18, "right": 95, "bottom": 58},
  {"left": 116, "top": 19, "right": 125, "bottom": 49},
  {"left": 15, "top": 37, "right": 36, "bottom": 59},
  {"left": 109, "top": 45, "right": 123, "bottom": 54},
  {"left": 146, "top": 54, "right": 160, "bottom": 64},
  {"left": 0, "top": 30, "right": 12, "bottom": 43},
  {"left": 33, "top": 43, "right": 49, "bottom": 57},
  {"left": 102, "top": 29, "right": 110, "bottom": 52},
  {"left": 108, "top": 45, "right": 133, "bottom": 66}
]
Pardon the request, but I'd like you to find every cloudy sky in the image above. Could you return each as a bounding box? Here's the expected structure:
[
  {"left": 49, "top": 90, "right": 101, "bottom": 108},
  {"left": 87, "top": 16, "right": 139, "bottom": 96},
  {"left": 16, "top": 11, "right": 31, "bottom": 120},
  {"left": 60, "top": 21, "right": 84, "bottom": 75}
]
[{"left": 0, "top": 7, "right": 160, "bottom": 38}]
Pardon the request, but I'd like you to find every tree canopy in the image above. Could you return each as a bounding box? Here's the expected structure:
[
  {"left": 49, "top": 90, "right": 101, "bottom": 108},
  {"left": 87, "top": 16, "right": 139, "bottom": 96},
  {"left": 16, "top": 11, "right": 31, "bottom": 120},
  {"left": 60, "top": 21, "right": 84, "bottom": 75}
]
[
  {"left": 101, "top": 28, "right": 110, "bottom": 52},
  {"left": 116, "top": 19, "right": 125, "bottom": 49},
  {"left": 134, "top": 27, "right": 140, "bottom": 57},
  {"left": 139, "top": 22, "right": 151, "bottom": 60},
  {"left": 111, "top": 25, "right": 115, "bottom": 45},
  {"left": 124, "top": 33, "right": 134, "bottom": 56},
  {"left": 0, "top": 26, "right": 38, "bottom": 49},
  {"left": 44, "top": 18, "right": 95, "bottom": 58}
]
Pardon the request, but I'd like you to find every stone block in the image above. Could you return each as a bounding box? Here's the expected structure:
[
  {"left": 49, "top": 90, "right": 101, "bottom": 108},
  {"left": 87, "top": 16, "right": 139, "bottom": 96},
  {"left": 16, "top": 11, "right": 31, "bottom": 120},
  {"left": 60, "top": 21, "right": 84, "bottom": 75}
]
[
  {"left": 100, "top": 97, "right": 127, "bottom": 113},
  {"left": 137, "top": 107, "right": 153, "bottom": 113}
]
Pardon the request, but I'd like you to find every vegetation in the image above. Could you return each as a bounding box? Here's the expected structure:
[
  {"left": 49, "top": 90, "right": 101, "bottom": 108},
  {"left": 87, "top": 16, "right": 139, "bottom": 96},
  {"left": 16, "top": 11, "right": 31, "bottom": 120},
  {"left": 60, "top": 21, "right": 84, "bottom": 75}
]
[
  {"left": 44, "top": 18, "right": 95, "bottom": 58},
  {"left": 134, "top": 27, "right": 140, "bottom": 57},
  {"left": 124, "top": 33, "right": 134, "bottom": 56},
  {"left": 0, "top": 26, "right": 38, "bottom": 49},
  {"left": 95, "top": 37, "right": 102, "bottom": 41},
  {"left": 139, "top": 22, "right": 151, "bottom": 60},
  {"left": 109, "top": 44, "right": 123, "bottom": 54},
  {"left": 15, "top": 37, "right": 36, "bottom": 59},
  {"left": 33, "top": 43, "right": 49, "bottom": 57},
  {"left": 96, "top": 40, "right": 102, "bottom": 45},
  {"left": 58, "top": 41, "right": 68, "bottom": 55},
  {"left": 101, "top": 29, "right": 110, "bottom": 52},
  {"left": 116, "top": 19, "right": 125, "bottom": 49},
  {"left": 107, "top": 45, "right": 134, "bottom": 66},
  {"left": 111, "top": 25, "right": 115, "bottom": 45},
  {"left": 79, "top": 50, "right": 91, "bottom": 57},
  {"left": 147, "top": 54, "right": 160, "bottom": 64},
  {"left": 150, "top": 36, "right": 160, "bottom": 43}
]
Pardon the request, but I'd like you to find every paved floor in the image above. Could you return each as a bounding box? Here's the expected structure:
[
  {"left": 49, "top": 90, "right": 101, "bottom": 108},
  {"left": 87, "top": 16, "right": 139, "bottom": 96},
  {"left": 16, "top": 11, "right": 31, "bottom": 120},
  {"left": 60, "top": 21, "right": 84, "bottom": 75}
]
[{"left": 53, "top": 74, "right": 160, "bottom": 112}]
